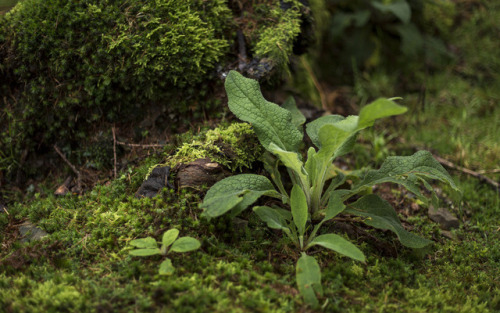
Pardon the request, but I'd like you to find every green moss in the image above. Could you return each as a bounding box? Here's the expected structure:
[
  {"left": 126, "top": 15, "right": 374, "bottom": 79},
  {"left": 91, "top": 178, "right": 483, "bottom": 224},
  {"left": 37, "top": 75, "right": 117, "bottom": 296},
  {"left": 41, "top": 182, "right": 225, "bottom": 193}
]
[
  {"left": 253, "top": 1, "right": 303, "bottom": 68},
  {"left": 166, "top": 122, "right": 263, "bottom": 172},
  {"left": 0, "top": 0, "right": 232, "bottom": 178}
]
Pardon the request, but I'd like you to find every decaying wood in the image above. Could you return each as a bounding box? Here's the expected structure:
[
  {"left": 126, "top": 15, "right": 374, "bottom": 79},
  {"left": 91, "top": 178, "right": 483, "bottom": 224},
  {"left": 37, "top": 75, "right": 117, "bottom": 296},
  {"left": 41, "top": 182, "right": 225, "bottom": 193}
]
[{"left": 174, "top": 158, "right": 228, "bottom": 189}]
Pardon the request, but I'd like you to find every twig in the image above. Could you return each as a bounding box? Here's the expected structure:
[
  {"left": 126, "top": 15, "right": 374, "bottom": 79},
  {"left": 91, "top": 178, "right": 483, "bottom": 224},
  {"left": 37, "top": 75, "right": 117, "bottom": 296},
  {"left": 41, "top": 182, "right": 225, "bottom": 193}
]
[
  {"left": 431, "top": 154, "right": 500, "bottom": 192},
  {"left": 112, "top": 125, "right": 117, "bottom": 179},
  {"left": 116, "top": 141, "right": 165, "bottom": 148},
  {"left": 1, "top": 205, "right": 8, "bottom": 215},
  {"left": 477, "top": 169, "right": 500, "bottom": 174},
  {"left": 53, "top": 144, "right": 82, "bottom": 191}
]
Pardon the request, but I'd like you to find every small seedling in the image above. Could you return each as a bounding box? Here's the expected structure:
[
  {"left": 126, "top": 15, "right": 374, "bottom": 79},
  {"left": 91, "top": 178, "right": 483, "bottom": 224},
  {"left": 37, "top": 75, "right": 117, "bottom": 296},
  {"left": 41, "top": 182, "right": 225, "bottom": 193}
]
[
  {"left": 128, "top": 228, "right": 201, "bottom": 275},
  {"left": 200, "top": 70, "right": 459, "bottom": 307}
]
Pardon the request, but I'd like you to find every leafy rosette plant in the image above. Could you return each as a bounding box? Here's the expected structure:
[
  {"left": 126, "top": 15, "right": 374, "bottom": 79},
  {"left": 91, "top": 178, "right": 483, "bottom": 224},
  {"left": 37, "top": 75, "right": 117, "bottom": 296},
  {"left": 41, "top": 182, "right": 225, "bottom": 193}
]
[
  {"left": 128, "top": 228, "right": 201, "bottom": 276},
  {"left": 200, "top": 70, "right": 459, "bottom": 306}
]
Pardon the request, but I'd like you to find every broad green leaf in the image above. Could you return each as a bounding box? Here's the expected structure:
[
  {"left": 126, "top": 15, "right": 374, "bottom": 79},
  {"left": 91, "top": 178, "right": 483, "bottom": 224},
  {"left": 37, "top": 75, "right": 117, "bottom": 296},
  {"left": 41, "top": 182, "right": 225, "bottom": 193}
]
[
  {"left": 200, "top": 174, "right": 280, "bottom": 218},
  {"left": 346, "top": 194, "right": 432, "bottom": 248},
  {"left": 316, "top": 123, "right": 356, "bottom": 160},
  {"left": 225, "top": 70, "right": 303, "bottom": 152},
  {"left": 129, "top": 248, "right": 161, "bottom": 256},
  {"left": 162, "top": 229, "right": 179, "bottom": 249},
  {"left": 159, "top": 258, "right": 175, "bottom": 275},
  {"left": 129, "top": 237, "right": 157, "bottom": 249},
  {"left": 291, "top": 184, "right": 308, "bottom": 237},
  {"left": 372, "top": 0, "right": 411, "bottom": 24},
  {"left": 275, "top": 207, "right": 293, "bottom": 221},
  {"left": 296, "top": 253, "right": 322, "bottom": 308},
  {"left": 253, "top": 206, "right": 289, "bottom": 230},
  {"left": 350, "top": 151, "right": 460, "bottom": 199},
  {"left": 307, "top": 234, "right": 365, "bottom": 262},
  {"left": 282, "top": 96, "right": 306, "bottom": 132},
  {"left": 305, "top": 115, "right": 345, "bottom": 148},
  {"left": 325, "top": 191, "right": 346, "bottom": 220},
  {"left": 170, "top": 237, "right": 201, "bottom": 253},
  {"left": 357, "top": 98, "right": 407, "bottom": 130},
  {"left": 304, "top": 147, "right": 319, "bottom": 187},
  {"left": 269, "top": 143, "right": 309, "bottom": 189}
]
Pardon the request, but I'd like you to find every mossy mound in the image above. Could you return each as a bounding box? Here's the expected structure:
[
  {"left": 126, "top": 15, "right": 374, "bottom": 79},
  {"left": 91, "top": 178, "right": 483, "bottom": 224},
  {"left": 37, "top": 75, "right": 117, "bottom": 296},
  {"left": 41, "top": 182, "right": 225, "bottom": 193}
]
[{"left": 0, "top": 0, "right": 309, "bottom": 184}]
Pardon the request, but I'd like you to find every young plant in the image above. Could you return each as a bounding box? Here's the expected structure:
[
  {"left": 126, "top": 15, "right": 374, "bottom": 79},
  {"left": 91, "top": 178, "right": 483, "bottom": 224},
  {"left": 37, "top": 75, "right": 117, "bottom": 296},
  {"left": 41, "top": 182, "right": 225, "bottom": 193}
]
[
  {"left": 200, "top": 70, "right": 459, "bottom": 306},
  {"left": 128, "top": 228, "right": 201, "bottom": 275}
]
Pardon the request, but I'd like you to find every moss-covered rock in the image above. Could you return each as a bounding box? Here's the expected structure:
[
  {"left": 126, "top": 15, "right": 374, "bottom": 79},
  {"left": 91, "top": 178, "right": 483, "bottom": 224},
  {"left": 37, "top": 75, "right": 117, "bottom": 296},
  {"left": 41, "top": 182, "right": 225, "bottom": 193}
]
[{"left": 0, "top": 0, "right": 310, "bottom": 184}]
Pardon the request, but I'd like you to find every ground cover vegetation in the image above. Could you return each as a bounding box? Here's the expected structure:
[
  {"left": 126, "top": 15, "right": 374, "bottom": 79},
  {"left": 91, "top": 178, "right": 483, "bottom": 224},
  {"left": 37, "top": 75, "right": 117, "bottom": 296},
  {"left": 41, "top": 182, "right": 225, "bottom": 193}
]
[{"left": 1, "top": 0, "right": 499, "bottom": 312}]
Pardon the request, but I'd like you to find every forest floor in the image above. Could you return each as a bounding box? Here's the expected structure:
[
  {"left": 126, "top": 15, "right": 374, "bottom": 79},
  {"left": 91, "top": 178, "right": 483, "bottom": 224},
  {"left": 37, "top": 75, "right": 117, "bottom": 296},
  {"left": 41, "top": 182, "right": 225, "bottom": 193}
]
[{"left": 1, "top": 2, "right": 499, "bottom": 313}]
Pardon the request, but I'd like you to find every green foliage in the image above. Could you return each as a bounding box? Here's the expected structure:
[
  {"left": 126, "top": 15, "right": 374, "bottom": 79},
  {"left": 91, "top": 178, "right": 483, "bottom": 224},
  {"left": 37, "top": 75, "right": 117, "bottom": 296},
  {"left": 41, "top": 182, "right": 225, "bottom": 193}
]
[
  {"left": 314, "top": 0, "right": 453, "bottom": 76},
  {"left": 200, "top": 71, "right": 459, "bottom": 306},
  {"left": 129, "top": 228, "right": 201, "bottom": 275}
]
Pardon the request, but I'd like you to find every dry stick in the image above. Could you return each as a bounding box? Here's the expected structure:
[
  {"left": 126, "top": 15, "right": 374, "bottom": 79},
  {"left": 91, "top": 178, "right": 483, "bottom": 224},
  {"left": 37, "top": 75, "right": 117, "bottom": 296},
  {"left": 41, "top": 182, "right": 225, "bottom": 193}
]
[
  {"left": 112, "top": 125, "right": 117, "bottom": 179},
  {"left": 53, "top": 144, "right": 82, "bottom": 191},
  {"left": 116, "top": 141, "right": 165, "bottom": 148},
  {"left": 477, "top": 169, "right": 500, "bottom": 174},
  {"left": 432, "top": 154, "right": 500, "bottom": 193}
]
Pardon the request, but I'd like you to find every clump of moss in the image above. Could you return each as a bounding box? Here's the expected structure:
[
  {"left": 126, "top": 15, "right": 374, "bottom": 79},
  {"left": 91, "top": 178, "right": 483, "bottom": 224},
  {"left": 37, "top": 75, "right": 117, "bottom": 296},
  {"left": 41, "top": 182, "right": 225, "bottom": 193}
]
[
  {"left": 0, "top": 0, "right": 232, "bottom": 180},
  {"left": 167, "top": 122, "right": 263, "bottom": 172}
]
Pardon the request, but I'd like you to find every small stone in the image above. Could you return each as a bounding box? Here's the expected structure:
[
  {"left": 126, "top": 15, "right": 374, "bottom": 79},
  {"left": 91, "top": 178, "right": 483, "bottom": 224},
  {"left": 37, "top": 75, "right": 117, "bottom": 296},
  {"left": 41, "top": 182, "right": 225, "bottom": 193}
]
[
  {"left": 428, "top": 206, "right": 460, "bottom": 230},
  {"left": 18, "top": 221, "right": 49, "bottom": 243}
]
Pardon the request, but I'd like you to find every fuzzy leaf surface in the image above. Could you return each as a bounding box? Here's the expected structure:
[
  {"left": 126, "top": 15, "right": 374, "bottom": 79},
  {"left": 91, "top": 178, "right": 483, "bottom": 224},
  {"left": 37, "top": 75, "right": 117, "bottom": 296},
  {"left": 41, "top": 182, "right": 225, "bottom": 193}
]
[
  {"left": 282, "top": 96, "right": 306, "bottom": 132},
  {"left": 291, "top": 184, "right": 308, "bottom": 237},
  {"left": 129, "top": 237, "right": 157, "bottom": 249},
  {"left": 346, "top": 194, "right": 432, "bottom": 248},
  {"left": 351, "top": 151, "right": 459, "bottom": 197},
  {"left": 357, "top": 98, "right": 407, "bottom": 130},
  {"left": 253, "top": 206, "right": 289, "bottom": 231},
  {"left": 296, "top": 253, "right": 322, "bottom": 308},
  {"left": 170, "top": 237, "right": 201, "bottom": 253},
  {"left": 225, "top": 70, "right": 302, "bottom": 152},
  {"left": 200, "top": 174, "right": 280, "bottom": 218},
  {"left": 269, "top": 143, "right": 308, "bottom": 187},
  {"left": 162, "top": 229, "right": 179, "bottom": 249},
  {"left": 129, "top": 248, "right": 161, "bottom": 256},
  {"left": 159, "top": 258, "right": 175, "bottom": 275},
  {"left": 307, "top": 234, "right": 365, "bottom": 262},
  {"left": 306, "top": 115, "right": 345, "bottom": 148}
]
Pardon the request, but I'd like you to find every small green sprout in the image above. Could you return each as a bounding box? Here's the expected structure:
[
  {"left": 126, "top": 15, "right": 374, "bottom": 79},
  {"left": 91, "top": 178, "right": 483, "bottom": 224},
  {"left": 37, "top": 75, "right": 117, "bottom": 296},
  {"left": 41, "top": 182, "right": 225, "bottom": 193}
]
[{"left": 128, "top": 229, "right": 201, "bottom": 275}]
